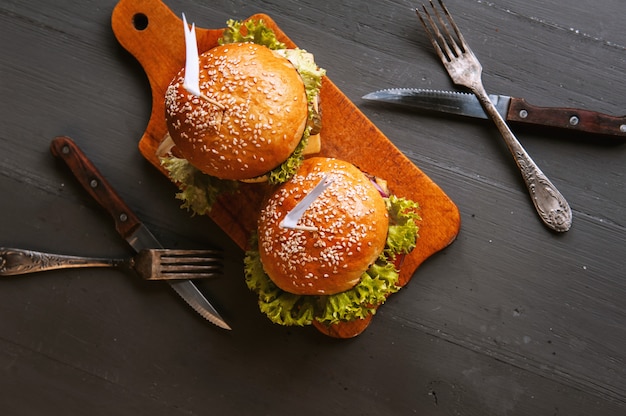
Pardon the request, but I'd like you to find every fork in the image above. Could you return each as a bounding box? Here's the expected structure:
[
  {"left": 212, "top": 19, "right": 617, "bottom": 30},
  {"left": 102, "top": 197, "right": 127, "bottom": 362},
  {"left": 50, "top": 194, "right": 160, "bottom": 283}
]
[
  {"left": 0, "top": 247, "right": 222, "bottom": 280},
  {"left": 417, "top": 0, "right": 572, "bottom": 232}
]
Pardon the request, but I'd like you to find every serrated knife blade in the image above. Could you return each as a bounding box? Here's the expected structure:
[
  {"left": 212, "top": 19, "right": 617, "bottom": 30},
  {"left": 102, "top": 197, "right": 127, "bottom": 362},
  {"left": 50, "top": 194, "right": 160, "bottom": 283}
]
[
  {"left": 362, "top": 88, "right": 626, "bottom": 138},
  {"left": 50, "top": 136, "right": 231, "bottom": 330}
]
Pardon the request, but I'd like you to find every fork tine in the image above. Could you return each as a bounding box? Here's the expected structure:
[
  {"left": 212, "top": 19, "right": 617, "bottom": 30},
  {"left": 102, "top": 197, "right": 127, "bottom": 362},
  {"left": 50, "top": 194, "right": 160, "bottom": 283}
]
[
  {"left": 429, "top": 2, "right": 452, "bottom": 50},
  {"left": 160, "top": 261, "right": 222, "bottom": 273},
  {"left": 433, "top": 0, "right": 467, "bottom": 55},
  {"left": 133, "top": 249, "right": 224, "bottom": 280},
  {"left": 417, "top": 0, "right": 465, "bottom": 61},
  {"left": 160, "top": 270, "right": 223, "bottom": 279},
  {"left": 416, "top": 4, "right": 447, "bottom": 61},
  {"left": 418, "top": 3, "right": 455, "bottom": 62},
  {"left": 159, "top": 249, "right": 223, "bottom": 279},
  {"left": 158, "top": 249, "right": 223, "bottom": 261}
]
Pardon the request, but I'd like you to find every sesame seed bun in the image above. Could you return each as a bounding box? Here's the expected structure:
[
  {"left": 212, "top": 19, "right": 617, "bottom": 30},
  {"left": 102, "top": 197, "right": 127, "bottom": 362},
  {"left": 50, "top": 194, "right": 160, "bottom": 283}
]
[
  {"left": 164, "top": 42, "right": 308, "bottom": 180},
  {"left": 257, "top": 157, "right": 389, "bottom": 295}
]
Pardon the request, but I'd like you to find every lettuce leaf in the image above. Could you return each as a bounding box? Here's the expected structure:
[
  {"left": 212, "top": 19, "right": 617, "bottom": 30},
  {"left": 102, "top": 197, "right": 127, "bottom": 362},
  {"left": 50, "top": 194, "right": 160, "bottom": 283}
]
[
  {"left": 316, "top": 261, "right": 400, "bottom": 325},
  {"left": 267, "top": 131, "right": 309, "bottom": 185},
  {"left": 160, "top": 156, "right": 238, "bottom": 216},
  {"left": 243, "top": 194, "right": 421, "bottom": 327},
  {"left": 244, "top": 234, "right": 316, "bottom": 326},
  {"left": 218, "top": 19, "right": 286, "bottom": 50},
  {"left": 275, "top": 49, "right": 326, "bottom": 106},
  {"left": 385, "top": 195, "right": 421, "bottom": 258}
]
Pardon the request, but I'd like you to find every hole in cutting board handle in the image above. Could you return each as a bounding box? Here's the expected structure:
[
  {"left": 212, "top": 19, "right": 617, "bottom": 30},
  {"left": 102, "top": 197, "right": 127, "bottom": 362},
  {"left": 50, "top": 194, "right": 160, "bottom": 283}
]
[{"left": 133, "top": 13, "right": 149, "bottom": 31}]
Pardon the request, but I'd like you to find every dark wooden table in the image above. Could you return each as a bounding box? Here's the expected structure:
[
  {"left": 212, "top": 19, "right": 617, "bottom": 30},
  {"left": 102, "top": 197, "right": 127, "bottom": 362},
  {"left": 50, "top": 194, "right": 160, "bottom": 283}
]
[{"left": 1, "top": 0, "right": 624, "bottom": 414}]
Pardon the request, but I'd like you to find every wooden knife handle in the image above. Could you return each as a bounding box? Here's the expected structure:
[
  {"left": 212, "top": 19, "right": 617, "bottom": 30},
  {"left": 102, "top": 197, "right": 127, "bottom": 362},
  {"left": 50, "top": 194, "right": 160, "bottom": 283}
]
[
  {"left": 50, "top": 136, "right": 141, "bottom": 238},
  {"left": 507, "top": 97, "right": 626, "bottom": 137}
]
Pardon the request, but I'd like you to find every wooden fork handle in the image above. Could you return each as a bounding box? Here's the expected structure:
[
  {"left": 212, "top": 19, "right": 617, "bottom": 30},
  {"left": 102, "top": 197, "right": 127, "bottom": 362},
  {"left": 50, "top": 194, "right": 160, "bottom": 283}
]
[{"left": 50, "top": 136, "right": 142, "bottom": 238}]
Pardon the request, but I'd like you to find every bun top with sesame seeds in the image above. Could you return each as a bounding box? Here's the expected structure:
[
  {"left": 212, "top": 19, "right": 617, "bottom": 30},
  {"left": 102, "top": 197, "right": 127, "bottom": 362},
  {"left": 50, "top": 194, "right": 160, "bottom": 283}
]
[
  {"left": 257, "top": 157, "right": 389, "bottom": 295},
  {"left": 164, "top": 42, "right": 308, "bottom": 181}
]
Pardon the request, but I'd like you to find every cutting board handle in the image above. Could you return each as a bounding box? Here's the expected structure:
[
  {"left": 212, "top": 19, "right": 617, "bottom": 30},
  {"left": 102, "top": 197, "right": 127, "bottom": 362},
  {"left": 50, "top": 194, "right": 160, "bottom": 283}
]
[{"left": 111, "top": 0, "right": 224, "bottom": 147}]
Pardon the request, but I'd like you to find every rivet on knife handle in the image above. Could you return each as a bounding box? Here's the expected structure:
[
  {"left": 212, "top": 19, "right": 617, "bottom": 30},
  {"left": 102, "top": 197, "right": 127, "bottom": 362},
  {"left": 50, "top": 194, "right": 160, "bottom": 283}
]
[
  {"left": 50, "top": 136, "right": 140, "bottom": 238},
  {"left": 507, "top": 98, "right": 626, "bottom": 136}
]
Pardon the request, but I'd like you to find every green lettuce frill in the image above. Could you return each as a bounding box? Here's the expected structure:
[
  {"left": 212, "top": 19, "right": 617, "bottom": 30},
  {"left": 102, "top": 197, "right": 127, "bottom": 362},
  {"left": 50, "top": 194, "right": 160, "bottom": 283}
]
[{"left": 160, "top": 157, "right": 238, "bottom": 216}]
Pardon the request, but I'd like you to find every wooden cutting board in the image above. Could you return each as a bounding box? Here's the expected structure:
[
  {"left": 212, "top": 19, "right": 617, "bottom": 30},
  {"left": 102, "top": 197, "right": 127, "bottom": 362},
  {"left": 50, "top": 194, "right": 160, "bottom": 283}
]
[{"left": 111, "top": 0, "right": 461, "bottom": 338}]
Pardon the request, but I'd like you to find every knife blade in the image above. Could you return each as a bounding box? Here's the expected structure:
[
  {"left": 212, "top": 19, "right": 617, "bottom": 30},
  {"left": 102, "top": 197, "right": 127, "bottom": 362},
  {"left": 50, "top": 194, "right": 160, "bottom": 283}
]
[
  {"left": 50, "top": 136, "right": 231, "bottom": 330},
  {"left": 362, "top": 88, "right": 626, "bottom": 138}
]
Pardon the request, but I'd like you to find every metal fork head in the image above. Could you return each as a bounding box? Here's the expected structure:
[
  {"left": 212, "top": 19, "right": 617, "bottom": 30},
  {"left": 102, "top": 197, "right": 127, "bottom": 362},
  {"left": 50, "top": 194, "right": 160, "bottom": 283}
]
[
  {"left": 416, "top": 0, "right": 482, "bottom": 89},
  {"left": 133, "top": 249, "right": 223, "bottom": 280}
]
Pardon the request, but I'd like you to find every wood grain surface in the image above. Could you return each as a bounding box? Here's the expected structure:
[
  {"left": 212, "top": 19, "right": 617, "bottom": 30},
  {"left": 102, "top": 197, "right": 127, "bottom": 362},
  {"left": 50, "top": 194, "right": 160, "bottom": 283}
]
[{"left": 0, "top": 0, "right": 624, "bottom": 414}]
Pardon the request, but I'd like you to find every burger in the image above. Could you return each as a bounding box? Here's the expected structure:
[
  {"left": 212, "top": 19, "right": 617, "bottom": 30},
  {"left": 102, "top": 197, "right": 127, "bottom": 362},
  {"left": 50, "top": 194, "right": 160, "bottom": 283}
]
[
  {"left": 244, "top": 157, "right": 421, "bottom": 332},
  {"left": 159, "top": 19, "right": 326, "bottom": 215}
]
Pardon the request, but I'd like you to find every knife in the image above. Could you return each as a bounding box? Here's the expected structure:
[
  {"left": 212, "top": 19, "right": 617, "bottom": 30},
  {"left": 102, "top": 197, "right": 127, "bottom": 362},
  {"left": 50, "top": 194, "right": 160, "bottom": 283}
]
[
  {"left": 50, "top": 136, "right": 231, "bottom": 330},
  {"left": 362, "top": 88, "right": 626, "bottom": 138}
]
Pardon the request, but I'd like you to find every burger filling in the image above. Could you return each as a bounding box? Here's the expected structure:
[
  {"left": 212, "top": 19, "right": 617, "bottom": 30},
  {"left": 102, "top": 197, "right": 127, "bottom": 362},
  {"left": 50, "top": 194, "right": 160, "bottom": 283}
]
[
  {"left": 244, "top": 190, "right": 421, "bottom": 327},
  {"left": 161, "top": 19, "right": 325, "bottom": 215}
]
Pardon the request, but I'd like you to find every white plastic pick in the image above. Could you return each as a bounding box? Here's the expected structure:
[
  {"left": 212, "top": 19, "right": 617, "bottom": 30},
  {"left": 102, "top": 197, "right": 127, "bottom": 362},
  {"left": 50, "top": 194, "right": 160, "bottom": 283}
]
[
  {"left": 280, "top": 176, "right": 333, "bottom": 232},
  {"left": 181, "top": 13, "right": 224, "bottom": 109},
  {"left": 182, "top": 13, "right": 202, "bottom": 97}
]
